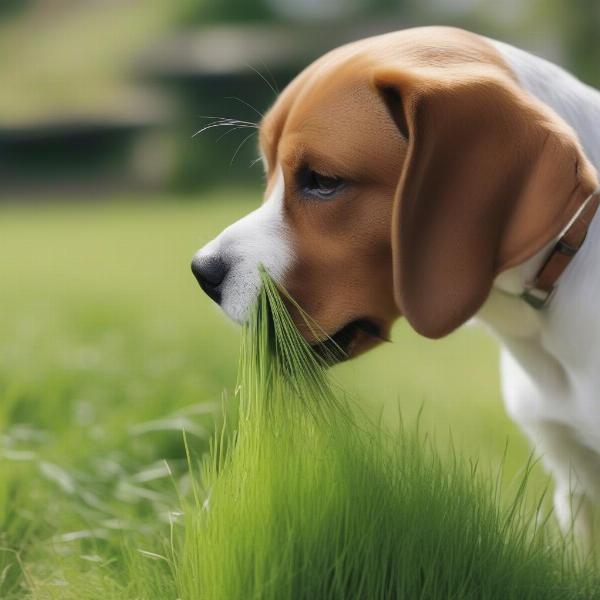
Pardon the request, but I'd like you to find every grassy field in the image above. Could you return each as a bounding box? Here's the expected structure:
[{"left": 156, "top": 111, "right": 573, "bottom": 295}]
[{"left": 0, "top": 190, "right": 550, "bottom": 597}]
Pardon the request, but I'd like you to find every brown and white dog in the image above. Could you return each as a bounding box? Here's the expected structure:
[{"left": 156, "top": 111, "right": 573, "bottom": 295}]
[{"left": 192, "top": 27, "right": 600, "bottom": 545}]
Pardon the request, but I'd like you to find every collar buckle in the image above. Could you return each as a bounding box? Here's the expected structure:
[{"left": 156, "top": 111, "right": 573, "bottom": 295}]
[
  {"left": 519, "top": 187, "right": 600, "bottom": 310},
  {"left": 520, "top": 285, "right": 556, "bottom": 310},
  {"left": 555, "top": 237, "right": 581, "bottom": 257}
]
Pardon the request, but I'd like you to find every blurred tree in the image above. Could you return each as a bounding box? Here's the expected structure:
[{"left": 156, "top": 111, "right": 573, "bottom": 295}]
[
  {"left": 180, "top": 0, "right": 275, "bottom": 24},
  {"left": 546, "top": 0, "right": 600, "bottom": 87},
  {"left": 0, "top": 0, "right": 31, "bottom": 20},
  {"left": 180, "top": 0, "right": 409, "bottom": 24}
]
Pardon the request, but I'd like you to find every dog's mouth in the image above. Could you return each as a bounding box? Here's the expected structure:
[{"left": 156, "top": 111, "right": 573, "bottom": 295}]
[{"left": 311, "top": 318, "right": 385, "bottom": 365}]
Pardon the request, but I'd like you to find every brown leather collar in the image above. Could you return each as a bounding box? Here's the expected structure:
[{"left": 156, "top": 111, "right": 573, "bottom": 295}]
[{"left": 521, "top": 188, "right": 600, "bottom": 309}]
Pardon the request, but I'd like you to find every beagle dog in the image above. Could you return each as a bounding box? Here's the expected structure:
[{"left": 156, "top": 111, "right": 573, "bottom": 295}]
[{"left": 192, "top": 27, "right": 600, "bottom": 545}]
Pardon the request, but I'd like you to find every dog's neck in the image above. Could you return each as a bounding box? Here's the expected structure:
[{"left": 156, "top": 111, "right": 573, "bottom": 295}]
[
  {"left": 479, "top": 252, "right": 547, "bottom": 341},
  {"left": 477, "top": 40, "right": 600, "bottom": 340}
]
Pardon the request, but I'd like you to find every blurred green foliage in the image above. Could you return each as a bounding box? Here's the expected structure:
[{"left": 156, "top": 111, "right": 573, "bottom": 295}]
[
  {"left": 0, "top": 0, "right": 30, "bottom": 19},
  {"left": 546, "top": 0, "right": 600, "bottom": 87},
  {"left": 1, "top": 0, "right": 599, "bottom": 193},
  {"left": 182, "top": 0, "right": 275, "bottom": 24}
]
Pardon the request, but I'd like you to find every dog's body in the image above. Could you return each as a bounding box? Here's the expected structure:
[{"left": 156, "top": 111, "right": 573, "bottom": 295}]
[
  {"left": 478, "top": 40, "right": 600, "bottom": 545},
  {"left": 192, "top": 27, "right": 600, "bottom": 544}
]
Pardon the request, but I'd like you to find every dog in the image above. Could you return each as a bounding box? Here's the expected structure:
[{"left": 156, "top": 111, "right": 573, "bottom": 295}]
[{"left": 192, "top": 26, "right": 600, "bottom": 546}]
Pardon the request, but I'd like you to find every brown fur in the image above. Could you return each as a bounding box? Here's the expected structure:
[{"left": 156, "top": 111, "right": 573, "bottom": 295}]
[{"left": 259, "top": 26, "right": 598, "bottom": 353}]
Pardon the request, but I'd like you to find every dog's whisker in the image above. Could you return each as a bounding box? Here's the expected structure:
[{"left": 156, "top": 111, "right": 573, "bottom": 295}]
[
  {"left": 197, "top": 115, "right": 258, "bottom": 127},
  {"left": 197, "top": 118, "right": 257, "bottom": 128},
  {"left": 225, "top": 96, "right": 265, "bottom": 120},
  {"left": 192, "top": 122, "right": 232, "bottom": 138},
  {"left": 249, "top": 156, "right": 263, "bottom": 168},
  {"left": 216, "top": 125, "right": 252, "bottom": 143},
  {"left": 230, "top": 131, "right": 258, "bottom": 166},
  {"left": 196, "top": 117, "right": 259, "bottom": 132},
  {"left": 192, "top": 121, "right": 258, "bottom": 138},
  {"left": 256, "top": 60, "right": 280, "bottom": 95},
  {"left": 246, "top": 63, "right": 280, "bottom": 97}
]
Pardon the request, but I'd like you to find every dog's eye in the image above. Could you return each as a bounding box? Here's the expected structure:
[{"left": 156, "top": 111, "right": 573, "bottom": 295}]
[{"left": 301, "top": 169, "right": 345, "bottom": 199}]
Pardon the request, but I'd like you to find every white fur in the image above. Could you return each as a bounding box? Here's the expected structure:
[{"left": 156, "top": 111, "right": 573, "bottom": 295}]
[
  {"left": 479, "top": 39, "right": 600, "bottom": 546},
  {"left": 195, "top": 38, "right": 600, "bottom": 544},
  {"left": 192, "top": 167, "right": 291, "bottom": 322}
]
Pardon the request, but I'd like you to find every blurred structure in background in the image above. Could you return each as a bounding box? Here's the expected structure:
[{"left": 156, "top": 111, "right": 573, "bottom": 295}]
[{"left": 0, "top": 0, "right": 598, "bottom": 198}]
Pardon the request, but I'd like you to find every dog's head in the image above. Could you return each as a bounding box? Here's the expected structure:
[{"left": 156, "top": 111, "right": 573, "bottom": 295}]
[{"left": 192, "top": 26, "right": 597, "bottom": 359}]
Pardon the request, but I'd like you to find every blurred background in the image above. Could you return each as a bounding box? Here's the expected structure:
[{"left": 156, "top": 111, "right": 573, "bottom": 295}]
[
  {"left": 1, "top": 0, "right": 598, "bottom": 197},
  {"left": 1, "top": 1, "right": 599, "bottom": 595}
]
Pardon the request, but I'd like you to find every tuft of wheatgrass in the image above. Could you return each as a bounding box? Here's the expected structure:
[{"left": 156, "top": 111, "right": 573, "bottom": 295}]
[{"left": 176, "top": 271, "right": 600, "bottom": 600}]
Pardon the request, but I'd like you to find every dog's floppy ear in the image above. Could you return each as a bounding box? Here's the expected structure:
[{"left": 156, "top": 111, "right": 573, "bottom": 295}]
[{"left": 373, "top": 69, "right": 598, "bottom": 338}]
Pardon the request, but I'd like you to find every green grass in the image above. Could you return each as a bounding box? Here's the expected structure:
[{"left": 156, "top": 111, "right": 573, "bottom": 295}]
[
  {"left": 176, "top": 273, "right": 599, "bottom": 599},
  {"left": 0, "top": 191, "right": 565, "bottom": 596}
]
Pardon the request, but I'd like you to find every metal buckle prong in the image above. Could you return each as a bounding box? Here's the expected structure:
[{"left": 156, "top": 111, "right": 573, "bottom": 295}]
[
  {"left": 555, "top": 238, "right": 580, "bottom": 257},
  {"left": 520, "top": 285, "right": 556, "bottom": 310}
]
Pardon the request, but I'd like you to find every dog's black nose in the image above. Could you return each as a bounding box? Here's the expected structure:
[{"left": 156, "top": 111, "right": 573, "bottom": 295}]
[{"left": 191, "top": 255, "right": 229, "bottom": 304}]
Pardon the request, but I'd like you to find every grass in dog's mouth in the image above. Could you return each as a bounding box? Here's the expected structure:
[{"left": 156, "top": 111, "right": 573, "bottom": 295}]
[{"left": 175, "top": 270, "right": 600, "bottom": 600}]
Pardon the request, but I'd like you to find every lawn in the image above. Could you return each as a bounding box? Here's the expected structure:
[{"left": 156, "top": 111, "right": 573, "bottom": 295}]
[{"left": 0, "top": 190, "right": 548, "bottom": 597}]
